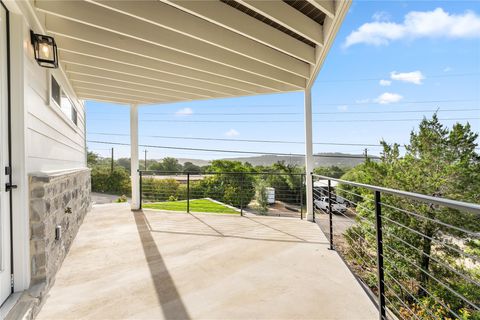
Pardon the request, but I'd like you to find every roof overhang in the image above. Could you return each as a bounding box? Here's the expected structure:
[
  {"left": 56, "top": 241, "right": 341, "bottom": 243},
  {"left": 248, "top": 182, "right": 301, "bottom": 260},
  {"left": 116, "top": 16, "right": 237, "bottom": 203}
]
[{"left": 33, "top": 0, "right": 351, "bottom": 106}]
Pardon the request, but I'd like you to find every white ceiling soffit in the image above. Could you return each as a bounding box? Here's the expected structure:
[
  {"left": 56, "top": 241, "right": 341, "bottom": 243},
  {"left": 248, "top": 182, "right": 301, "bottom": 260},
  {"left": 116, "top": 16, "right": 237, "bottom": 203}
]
[{"left": 34, "top": 0, "right": 351, "bottom": 105}]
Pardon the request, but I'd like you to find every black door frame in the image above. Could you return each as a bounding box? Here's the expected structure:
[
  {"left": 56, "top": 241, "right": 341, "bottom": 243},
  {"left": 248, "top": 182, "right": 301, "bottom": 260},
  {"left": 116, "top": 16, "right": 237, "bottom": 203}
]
[{"left": 0, "top": 0, "right": 14, "bottom": 294}]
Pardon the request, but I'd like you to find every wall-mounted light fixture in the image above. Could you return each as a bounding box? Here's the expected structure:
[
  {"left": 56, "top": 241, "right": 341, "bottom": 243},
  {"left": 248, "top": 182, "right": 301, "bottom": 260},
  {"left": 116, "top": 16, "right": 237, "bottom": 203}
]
[{"left": 30, "top": 30, "right": 58, "bottom": 69}]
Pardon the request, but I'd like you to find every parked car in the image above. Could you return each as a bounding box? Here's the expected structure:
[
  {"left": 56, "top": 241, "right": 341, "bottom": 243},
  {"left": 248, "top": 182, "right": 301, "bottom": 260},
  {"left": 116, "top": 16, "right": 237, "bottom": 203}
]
[{"left": 314, "top": 197, "right": 347, "bottom": 213}]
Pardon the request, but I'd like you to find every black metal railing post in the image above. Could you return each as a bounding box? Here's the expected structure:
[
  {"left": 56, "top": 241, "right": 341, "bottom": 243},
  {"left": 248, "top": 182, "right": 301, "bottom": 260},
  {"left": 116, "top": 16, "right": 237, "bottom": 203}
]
[
  {"left": 240, "top": 173, "right": 244, "bottom": 216},
  {"left": 300, "top": 174, "right": 304, "bottom": 220},
  {"left": 374, "top": 190, "right": 386, "bottom": 320},
  {"left": 187, "top": 173, "right": 190, "bottom": 213},
  {"left": 139, "top": 170, "right": 143, "bottom": 209},
  {"left": 327, "top": 179, "right": 333, "bottom": 250},
  {"left": 311, "top": 173, "right": 315, "bottom": 222}
]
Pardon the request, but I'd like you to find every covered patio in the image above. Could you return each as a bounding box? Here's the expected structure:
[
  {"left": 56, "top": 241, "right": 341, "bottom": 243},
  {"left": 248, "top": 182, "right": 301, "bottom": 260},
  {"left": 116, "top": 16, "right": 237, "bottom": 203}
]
[
  {"left": 36, "top": 204, "right": 377, "bottom": 319},
  {"left": 33, "top": 0, "right": 352, "bottom": 221},
  {"left": 3, "top": 1, "right": 379, "bottom": 318}
]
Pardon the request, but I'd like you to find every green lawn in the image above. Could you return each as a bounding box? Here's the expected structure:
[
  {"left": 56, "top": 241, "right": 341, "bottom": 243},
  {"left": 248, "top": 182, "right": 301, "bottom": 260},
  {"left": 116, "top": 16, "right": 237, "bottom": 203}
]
[{"left": 143, "top": 198, "right": 239, "bottom": 214}]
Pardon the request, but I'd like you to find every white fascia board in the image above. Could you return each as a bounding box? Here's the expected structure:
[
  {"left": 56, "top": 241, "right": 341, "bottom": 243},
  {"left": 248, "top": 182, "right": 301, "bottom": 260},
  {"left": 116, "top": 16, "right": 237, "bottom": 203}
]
[{"left": 308, "top": 0, "right": 351, "bottom": 89}]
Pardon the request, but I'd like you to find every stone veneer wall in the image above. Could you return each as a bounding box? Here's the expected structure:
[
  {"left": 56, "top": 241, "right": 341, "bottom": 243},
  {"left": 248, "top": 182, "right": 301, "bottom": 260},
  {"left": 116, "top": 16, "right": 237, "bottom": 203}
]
[{"left": 29, "top": 168, "right": 91, "bottom": 289}]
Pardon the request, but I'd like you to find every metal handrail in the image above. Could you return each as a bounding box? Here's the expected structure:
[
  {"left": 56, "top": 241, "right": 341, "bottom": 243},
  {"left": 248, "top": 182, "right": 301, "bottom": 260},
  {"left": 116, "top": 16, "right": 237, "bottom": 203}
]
[
  {"left": 312, "top": 174, "right": 480, "bottom": 215},
  {"left": 140, "top": 170, "right": 305, "bottom": 176},
  {"left": 139, "top": 171, "right": 306, "bottom": 218},
  {"left": 312, "top": 173, "right": 480, "bottom": 319}
]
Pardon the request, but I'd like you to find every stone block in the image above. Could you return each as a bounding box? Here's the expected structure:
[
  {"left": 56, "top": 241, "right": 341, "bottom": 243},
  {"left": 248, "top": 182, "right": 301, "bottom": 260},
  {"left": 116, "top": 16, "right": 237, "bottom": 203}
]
[
  {"left": 30, "top": 199, "right": 46, "bottom": 222},
  {"left": 31, "top": 186, "right": 45, "bottom": 198},
  {"left": 28, "top": 168, "right": 92, "bottom": 306}
]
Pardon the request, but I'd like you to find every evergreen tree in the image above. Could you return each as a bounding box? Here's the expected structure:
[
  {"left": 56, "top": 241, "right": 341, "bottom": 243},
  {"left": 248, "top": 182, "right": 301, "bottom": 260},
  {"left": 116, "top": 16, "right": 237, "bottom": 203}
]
[{"left": 341, "top": 115, "right": 480, "bottom": 318}]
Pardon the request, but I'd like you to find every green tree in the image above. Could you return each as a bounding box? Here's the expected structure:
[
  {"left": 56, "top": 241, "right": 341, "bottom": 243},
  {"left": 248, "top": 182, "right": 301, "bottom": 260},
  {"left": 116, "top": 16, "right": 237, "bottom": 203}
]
[
  {"left": 254, "top": 179, "right": 269, "bottom": 214},
  {"left": 161, "top": 157, "right": 182, "bottom": 172},
  {"left": 183, "top": 161, "right": 202, "bottom": 173},
  {"left": 147, "top": 157, "right": 182, "bottom": 173},
  {"left": 116, "top": 158, "right": 131, "bottom": 172},
  {"left": 91, "top": 166, "right": 131, "bottom": 195},
  {"left": 200, "top": 160, "right": 256, "bottom": 207},
  {"left": 148, "top": 161, "right": 163, "bottom": 172},
  {"left": 264, "top": 161, "right": 304, "bottom": 205},
  {"left": 313, "top": 165, "right": 347, "bottom": 179},
  {"left": 145, "top": 159, "right": 159, "bottom": 171},
  {"left": 342, "top": 115, "right": 480, "bottom": 317},
  {"left": 87, "top": 151, "right": 100, "bottom": 167}
]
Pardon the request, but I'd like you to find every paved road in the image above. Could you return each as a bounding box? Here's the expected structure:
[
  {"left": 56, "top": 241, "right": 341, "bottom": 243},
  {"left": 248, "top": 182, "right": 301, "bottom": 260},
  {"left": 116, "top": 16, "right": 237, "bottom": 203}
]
[{"left": 315, "top": 208, "right": 357, "bottom": 236}]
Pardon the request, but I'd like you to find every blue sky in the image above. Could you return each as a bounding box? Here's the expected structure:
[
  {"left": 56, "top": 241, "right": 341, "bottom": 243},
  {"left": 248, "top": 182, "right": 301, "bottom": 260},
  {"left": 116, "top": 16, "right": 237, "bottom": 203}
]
[{"left": 86, "top": 1, "right": 480, "bottom": 161}]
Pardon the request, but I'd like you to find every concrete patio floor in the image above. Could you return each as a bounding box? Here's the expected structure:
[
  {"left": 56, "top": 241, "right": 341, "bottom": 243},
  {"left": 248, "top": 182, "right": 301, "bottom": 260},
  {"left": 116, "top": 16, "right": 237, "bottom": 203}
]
[{"left": 37, "top": 203, "right": 377, "bottom": 320}]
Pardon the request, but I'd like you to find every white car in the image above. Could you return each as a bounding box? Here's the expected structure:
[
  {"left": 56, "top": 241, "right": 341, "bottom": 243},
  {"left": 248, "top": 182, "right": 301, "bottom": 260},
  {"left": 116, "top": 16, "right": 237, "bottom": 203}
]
[{"left": 314, "top": 197, "right": 347, "bottom": 213}]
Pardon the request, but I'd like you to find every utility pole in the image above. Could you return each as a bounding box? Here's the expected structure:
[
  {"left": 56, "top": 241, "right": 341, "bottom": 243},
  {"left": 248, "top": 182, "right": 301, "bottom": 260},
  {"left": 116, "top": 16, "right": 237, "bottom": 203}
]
[
  {"left": 144, "top": 149, "right": 148, "bottom": 170},
  {"left": 111, "top": 147, "right": 114, "bottom": 173}
]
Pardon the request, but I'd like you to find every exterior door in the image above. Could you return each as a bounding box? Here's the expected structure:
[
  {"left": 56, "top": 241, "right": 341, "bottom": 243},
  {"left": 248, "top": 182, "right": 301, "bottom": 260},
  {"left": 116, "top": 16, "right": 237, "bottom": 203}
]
[{"left": 0, "top": 1, "right": 11, "bottom": 306}]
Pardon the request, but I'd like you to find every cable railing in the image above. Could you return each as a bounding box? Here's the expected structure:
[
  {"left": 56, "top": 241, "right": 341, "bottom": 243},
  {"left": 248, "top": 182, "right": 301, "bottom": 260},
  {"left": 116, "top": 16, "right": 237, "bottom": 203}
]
[
  {"left": 312, "top": 174, "right": 480, "bottom": 320},
  {"left": 139, "top": 171, "right": 305, "bottom": 218}
]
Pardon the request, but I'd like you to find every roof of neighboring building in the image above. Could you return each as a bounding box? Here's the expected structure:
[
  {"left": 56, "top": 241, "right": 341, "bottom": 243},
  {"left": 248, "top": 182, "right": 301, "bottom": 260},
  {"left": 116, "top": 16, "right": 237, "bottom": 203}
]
[{"left": 314, "top": 180, "right": 339, "bottom": 188}]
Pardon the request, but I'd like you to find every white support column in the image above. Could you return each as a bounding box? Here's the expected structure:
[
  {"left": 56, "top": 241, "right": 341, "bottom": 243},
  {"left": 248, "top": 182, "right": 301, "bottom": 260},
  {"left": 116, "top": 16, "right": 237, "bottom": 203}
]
[
  {"left": 304, "top": 87, "right": 314, "bottom": 221},
  {"left": 130, "top": 104, "right": 140, "bottom": 210}
]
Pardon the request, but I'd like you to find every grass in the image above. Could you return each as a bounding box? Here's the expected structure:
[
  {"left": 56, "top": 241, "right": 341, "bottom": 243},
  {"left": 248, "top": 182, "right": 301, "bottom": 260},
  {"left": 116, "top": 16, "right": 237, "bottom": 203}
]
[{"left": 143, "top": 198, "right": 239, "bottom": 214}]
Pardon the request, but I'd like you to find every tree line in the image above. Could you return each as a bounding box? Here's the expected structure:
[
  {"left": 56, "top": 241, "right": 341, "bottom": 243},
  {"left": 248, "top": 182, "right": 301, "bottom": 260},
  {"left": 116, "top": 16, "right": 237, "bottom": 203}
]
[{"left": 87, "top": 151, "right": 347, "bottom": 196}]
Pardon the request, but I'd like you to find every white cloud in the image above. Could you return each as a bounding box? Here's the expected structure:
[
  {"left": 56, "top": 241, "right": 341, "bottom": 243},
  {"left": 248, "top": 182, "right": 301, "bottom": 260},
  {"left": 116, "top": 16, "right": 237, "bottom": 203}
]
[
  {"left": 175, "top": 107, "right": 193, "bottom": 116},
  {"left": 374, "top": 92, "right": 403, "bottom": 104},
  {"left": 443, "top": 66, "right": 452, "bottom": 72},
  {"left": 390, "top": 71, "right": 425, "bottom": 85},
  {"left": 372, "top": 11, "right": 391, "bottom": 22},
  {"left": 379, "top": 79, "right": 391, "bottom": 86},
  {"left": 337, "top": 105, "right": 348, "bottom": 112},
  {"left": 356, "top": 98, "right": 370, "bottom": 104},
  {"left": 225, "top": 129, "right": 239, "bottom": 137},
  {"left": 344, "top": 8, "right": 480, "bottom": 47}
]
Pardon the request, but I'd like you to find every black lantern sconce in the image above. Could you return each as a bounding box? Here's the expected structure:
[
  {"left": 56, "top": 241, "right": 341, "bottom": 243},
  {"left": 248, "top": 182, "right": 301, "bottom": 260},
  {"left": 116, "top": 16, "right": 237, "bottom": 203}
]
[{"left": 30, "top": 30, "right": 58, "bottom": 69}]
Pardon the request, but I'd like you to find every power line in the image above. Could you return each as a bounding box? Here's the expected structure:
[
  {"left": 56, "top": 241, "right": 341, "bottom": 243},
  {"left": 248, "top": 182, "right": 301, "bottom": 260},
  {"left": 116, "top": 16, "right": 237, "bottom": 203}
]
[
  {"left": 138, "top": 117, "right": 477, "bottom": 123},
  {"left": 140, "top": 108, "right": 480, "bottom": 116},
  {"left": 86, "top": 99, "right": 478, "bottom": 113},
  {"left": 88, "top": 148, "right": 112, "bottom": 151},
  {"left": 88, "top": 132, "right": 391, "bottom": 147},
  {"left": 88, "top": 133, "right": 480, "bottom": 150},
  {"left": 87, "top": 140, "right": 377, "bottom": 159},
  {"left": 315, "top": 72, "right": 480, "bottom": 83}
]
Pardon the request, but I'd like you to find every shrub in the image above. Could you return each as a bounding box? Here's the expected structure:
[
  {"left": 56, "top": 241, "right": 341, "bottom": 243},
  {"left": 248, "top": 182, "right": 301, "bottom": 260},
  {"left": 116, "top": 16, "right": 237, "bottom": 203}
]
[
  {"left": 116, "top": 195, "right": 128, "bottom": 203},
  {"left": 142, "top": 178, "right": 181, "bottom": 202},
  {"left": 91, "top": 166, "right": 131, "bottom": 195},
  {"left": 198, "top": 174, "right": 255, "bottom": 208},
  {"left": 254, "top": 179, "right": 269, "bottom": 214},
  {"left": 188, "top": 181, "right": 205, "bottom": 199}
]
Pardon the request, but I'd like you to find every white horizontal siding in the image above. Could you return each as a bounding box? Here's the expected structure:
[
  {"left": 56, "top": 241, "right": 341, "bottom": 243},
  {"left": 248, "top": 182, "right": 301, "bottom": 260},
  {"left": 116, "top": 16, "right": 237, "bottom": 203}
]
[{"left": 23, "top": 24, "right": 86, "bottom": 173}]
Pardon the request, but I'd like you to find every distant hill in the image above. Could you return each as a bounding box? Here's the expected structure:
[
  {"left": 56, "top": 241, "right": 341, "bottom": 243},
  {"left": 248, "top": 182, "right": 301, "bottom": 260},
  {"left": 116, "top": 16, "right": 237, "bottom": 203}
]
[
  {"left": 168, "top": 152, "right": 370, "bottom": 168},
  {"left": 220, "top": 153, "right": 368, "bottom": 168},
  {"left": 175, "top": 158, "right": 211, "bottom": 167}
]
